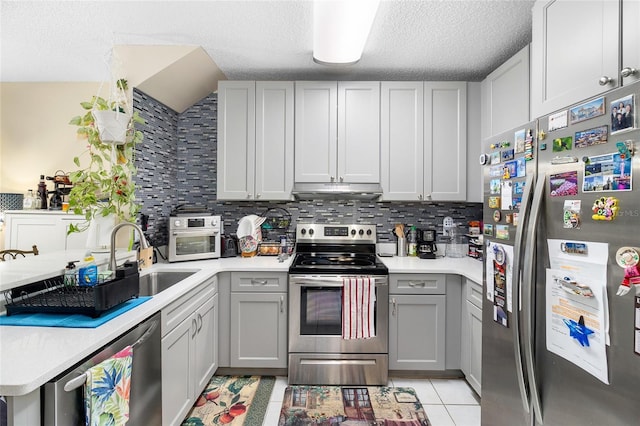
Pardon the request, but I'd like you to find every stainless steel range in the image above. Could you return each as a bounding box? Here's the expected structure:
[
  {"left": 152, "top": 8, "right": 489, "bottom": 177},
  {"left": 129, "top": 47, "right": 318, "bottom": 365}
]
[{"left": 288, "top": 223, "right": 389, "bottom": 385}]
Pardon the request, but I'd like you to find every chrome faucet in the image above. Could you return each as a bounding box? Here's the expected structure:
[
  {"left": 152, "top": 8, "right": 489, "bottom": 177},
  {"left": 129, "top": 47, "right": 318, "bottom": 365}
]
[{"left": 109, "top": 222, "right": 150, "bottom": 272}]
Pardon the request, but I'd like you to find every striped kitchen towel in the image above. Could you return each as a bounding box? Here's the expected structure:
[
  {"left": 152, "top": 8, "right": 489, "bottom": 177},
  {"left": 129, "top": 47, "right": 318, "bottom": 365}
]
[{"left": 342, "top": 276, "right": 376, "bottom": 339}]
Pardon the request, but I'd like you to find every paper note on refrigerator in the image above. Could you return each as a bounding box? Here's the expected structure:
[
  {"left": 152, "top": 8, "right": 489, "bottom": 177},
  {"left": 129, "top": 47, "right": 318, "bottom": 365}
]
[{"left": 546, "top": 239, "right": 610, "bottom": 384}]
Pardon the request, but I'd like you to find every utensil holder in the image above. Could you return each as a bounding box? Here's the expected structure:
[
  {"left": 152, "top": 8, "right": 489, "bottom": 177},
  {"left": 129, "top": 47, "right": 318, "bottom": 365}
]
[{"left": 397, "top": 238, "right": 407, "bottom": 257}]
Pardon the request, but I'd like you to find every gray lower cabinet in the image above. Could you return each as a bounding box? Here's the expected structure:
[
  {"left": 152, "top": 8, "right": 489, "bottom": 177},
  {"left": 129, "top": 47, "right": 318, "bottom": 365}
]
[
  {"left": 161, "top": 278, "right": 218, "bottom": 426},
  {"left": 228, "top": 272, "right": 288, "bottom": 368},
  {"left": 389, "top": 274, "right": 446, "bottom": 370},
  {"left": 461, "top": 278, "right": 482, "bottom": 395}
]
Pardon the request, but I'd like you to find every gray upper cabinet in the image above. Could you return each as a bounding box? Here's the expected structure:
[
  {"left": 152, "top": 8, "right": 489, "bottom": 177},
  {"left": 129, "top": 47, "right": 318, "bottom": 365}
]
[
  {"left": 425, "top": 82, "right": 467, "bottom": 201},
  {"left": 217, "top": 81, "right": 294, "bottom": 200},
  {"left": 481, "top": 45, "right": 530, "bottom": 140},
  {"left": 295, "top": 81, "right": 380, "bottom": 184},
  {"left": 255, "top": 82, "right": 295, "bottom": 200},
  {"left": 531, "top": 0, "right": 621, "bottom": 117},
  {"left": 381, "top": 82, "right": 467, "bottom": 201},
  {"left": 380, "top": 82, "right": 425, "bottom": 201}
]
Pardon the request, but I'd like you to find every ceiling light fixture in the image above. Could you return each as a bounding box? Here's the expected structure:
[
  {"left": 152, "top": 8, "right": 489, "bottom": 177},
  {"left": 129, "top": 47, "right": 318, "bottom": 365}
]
[{"left": 313, "top": 0, "right": 380, "bottom": 66}]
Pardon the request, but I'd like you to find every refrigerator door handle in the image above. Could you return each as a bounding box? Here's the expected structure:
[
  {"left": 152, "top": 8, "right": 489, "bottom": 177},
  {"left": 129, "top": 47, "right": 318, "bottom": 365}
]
[
  {"left": 511, "top": 172, "right": 535, "bottom": 414},
  {"left": 522, "top": 173, "right": 547, "bottom": 424}
]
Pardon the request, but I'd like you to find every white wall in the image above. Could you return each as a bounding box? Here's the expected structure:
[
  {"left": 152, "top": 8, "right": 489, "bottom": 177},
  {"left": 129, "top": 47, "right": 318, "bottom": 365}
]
[{"left": 0, "top": 82, "right": 101, "bottom": 193}]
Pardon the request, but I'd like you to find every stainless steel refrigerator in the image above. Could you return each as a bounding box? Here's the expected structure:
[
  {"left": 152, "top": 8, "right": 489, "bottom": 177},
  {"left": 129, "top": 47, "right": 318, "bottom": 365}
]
[{"left": 481, "top": 81, "right": 640, "bottom": 425}]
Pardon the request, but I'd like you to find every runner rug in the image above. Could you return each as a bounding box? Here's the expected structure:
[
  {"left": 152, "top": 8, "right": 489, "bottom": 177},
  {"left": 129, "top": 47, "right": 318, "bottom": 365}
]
[
  {"left": 279, "top": 385, "right": 431, "bottom": 425},
  {"left": 182, "top": 375, "right": 275, "bottom": 426}
]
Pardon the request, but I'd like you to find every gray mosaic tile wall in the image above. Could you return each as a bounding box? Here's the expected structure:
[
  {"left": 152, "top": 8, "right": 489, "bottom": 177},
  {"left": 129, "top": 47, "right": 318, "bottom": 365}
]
[
  {"left": 133, "top": 89, "right": 179, "bottom": 246},
  {"left": 134, "top": 92, "right": 482, "bottom": 246}
]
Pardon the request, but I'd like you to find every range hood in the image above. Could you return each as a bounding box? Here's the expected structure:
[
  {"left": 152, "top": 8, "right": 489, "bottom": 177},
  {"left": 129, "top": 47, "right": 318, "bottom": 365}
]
[{"left": 291, "top": 182, "right": 383, "bottom": 200}]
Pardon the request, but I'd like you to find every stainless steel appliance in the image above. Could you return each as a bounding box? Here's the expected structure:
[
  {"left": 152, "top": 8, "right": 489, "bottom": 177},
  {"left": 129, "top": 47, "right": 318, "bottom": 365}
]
[
  {"left": 417, "top": 228, "right": 438, "bottom": 259},
  {"left": 168, "top": 213, "right": 221, "bottom": 262},
  {"left": 288, "top": 223, "right": 389, "bottom": 386},
  {"left": 43, "top": 313, "right": 162, "bottom": 425},
  {"left": 481, "top": 81, "right": 640, "bottom": 425}
]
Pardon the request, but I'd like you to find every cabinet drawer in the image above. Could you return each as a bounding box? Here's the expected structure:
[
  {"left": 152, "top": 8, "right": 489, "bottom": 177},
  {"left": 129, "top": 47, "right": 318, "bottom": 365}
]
[
  {"left": 231, "top": 272, "right": 287, "bottom": 292},
  {"left": 162, "top": 277, "right": 216, "bottom": 336},
  {"left": 390, "top": 274, "right": 446, "bottom": 294},
  {"left": 466, "top": 278, "right": 483, "bottom": 310}
]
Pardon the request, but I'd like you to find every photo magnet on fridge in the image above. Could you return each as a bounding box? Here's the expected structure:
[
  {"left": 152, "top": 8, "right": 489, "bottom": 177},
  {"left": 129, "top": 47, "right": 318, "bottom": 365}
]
[
  {"left": 490, "top": 151, "right": 501, "bottom": 165},
  {"left": 611, "top": 94, "right": 636, "bottom": 135},
  {"left": 514, "top": 128, "right": 526, "bottom": 153},
  {"left": 501, "top": 149, "right": 514, "bottom": 161},
  {"left": 549, "top": 110, "right": 568, "bottom": 131},
  {"left": 488, "top": 196, "right": 501, "bottom": 209},
  {"left": 553, "top": 136, "right": 573, "bottom": 152},
  {"left": 550, "top": 171, "right": 579, "bottom": 197},
  {"left": 575, "top": 125, "right": 608, "bottom": 148},
  {"left": 490, "top": 179, "right": 501, "bottom": 194},
  {"left": 570, "top": 96, "right": 605, "bottom": 125},
  {"left": 583, "top": 152, "right": 632, "bottom": 192},
  {"left": 484, "top": 224, "right": 494, "bottom": 236}
]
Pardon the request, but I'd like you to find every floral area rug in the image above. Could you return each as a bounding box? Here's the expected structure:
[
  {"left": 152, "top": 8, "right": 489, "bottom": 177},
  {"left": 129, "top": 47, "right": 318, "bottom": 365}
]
[
  {"left": 182, "top": 375, "right": 275, "bottom": 426},
  {"left": 279, "top": 386, "right": 430, "bottom": 425}
]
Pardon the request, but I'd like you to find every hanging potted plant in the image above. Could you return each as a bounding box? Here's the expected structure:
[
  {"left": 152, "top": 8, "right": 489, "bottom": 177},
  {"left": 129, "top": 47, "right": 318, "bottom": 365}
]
[{"left": 67, "top": 78, "right": 145, "bottom": 234}]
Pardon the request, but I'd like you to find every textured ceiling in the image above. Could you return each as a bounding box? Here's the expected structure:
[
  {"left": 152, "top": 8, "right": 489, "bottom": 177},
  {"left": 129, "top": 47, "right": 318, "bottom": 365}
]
[{"left": 1, "top": 0, "right": 535, "bottom": 83}]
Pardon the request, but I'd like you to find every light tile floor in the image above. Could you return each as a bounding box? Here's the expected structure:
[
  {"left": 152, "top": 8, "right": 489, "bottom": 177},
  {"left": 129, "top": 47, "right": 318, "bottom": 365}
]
[{"left": 262, "top": 377, "right": 481, "bottom": 426}]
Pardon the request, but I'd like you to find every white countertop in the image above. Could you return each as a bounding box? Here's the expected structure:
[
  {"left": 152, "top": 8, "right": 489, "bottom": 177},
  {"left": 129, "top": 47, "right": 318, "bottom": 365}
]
[
  {"left": 0, "top": 251, "right": 481, "bottom": 396},
  {"left": 380, "top": 255, "right": 483, "bottom": 284}
]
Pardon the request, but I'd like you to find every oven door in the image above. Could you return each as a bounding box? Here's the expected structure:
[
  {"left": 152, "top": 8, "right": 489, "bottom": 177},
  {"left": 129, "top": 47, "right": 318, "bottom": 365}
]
[
  {"left": 168, "top": 230, "right": 220, "bottom": 262},
  {"left": 288, "top": 275, "right": 388, "bottom": 354}
]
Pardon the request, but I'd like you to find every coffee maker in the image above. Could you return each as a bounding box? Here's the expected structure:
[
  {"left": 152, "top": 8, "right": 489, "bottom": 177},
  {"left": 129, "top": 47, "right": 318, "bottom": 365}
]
[
  {"left": 417, "top": 228, "right": 438, "bottom": 259},
  {"left": 46, "top": 173, "right": 72, "bottom": 210}
]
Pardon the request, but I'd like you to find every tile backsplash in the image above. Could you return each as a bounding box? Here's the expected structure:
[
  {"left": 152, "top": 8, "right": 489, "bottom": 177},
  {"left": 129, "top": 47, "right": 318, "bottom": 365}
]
[{"left": 134, "top": 90, "right": 482, "bottom": 247}]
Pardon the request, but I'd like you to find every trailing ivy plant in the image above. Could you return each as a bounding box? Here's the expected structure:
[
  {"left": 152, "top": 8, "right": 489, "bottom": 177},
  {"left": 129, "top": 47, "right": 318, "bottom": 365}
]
[{"left": 67, "top": 79, "right": 145, "bottom": 234}]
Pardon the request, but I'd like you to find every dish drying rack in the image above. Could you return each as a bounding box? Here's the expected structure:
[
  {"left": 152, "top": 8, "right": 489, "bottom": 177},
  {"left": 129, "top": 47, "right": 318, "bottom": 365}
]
[
  {"left": 259, "top": 207, "right": 294, "bottom": 256},
  {"left": 3, "top": 262, "right": 139, "bottom": 318}
]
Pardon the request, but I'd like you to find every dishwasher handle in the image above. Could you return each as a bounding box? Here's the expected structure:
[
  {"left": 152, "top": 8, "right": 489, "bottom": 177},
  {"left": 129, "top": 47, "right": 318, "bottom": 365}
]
[{"left": 63, "top": 318, "right": 159, "bottom": 392}]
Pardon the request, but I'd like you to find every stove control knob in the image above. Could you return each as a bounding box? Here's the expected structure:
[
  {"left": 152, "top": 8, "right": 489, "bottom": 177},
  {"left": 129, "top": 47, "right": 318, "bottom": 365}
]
[
  {"left": 351, "top": 229, "right": 356, "bottom": 236},
  {"left": 366, "top": 229, "right": 372, "bottom": 236},
  {"left": 359, "top": 229, "right": 364, "bottom": 236},
  {"left": 300, "top": 228, "right": 306, "bottom": 235},
  {"left": 308, "top": 229, "right": 314, "bottom": 236},
  {"left": 174, "top": 220, "right": 181, "bottom": 227}
]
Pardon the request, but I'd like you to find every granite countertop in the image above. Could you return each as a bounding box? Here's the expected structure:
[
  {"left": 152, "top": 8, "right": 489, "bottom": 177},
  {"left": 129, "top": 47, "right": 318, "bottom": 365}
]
[{"left": 0, "top": 250, "right": 482, "bottom": 396}]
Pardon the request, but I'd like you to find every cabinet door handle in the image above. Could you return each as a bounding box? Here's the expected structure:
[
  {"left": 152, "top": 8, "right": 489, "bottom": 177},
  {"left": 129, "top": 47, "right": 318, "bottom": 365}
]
[
  {"left": 280, "top": 296, "right": 284, "bottom": 313},
  {"left": 251, "top": 279, "right": 268, "bottom": 285},
  {"left": 339, "top": 176, "right": 344, "bottom": 182},
  {"left": 418, "top": 194, "right": 423, "bottom": 200},
  {"left": 197, "top": 313, "right": 203, "bottom": 332},
  {"left": 256, "top": 193, "right": 261, "bottom": 199},
  {"left": 408, "top": 281, "right": 426, "bottom": 287},
  {"left": 191, "top": 318, "right": 198, "bottom": 338},
  {"left": 330, "top": 176, "right": 335, "bottom": 182},
  {"left": 598, "top": 76, "right": 612, "bottom": 86},
  {"left": 621, "top": 67, "right": 637, "bottom": 78},
  {"left": 391, "top": 298, "right": 397, "bottom": 316}
]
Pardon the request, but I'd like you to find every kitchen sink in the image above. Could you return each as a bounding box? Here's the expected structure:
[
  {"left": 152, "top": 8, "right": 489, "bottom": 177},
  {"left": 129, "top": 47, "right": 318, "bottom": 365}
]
[{"left": 138, "top": 270, "right": 198, "bottom": 296}]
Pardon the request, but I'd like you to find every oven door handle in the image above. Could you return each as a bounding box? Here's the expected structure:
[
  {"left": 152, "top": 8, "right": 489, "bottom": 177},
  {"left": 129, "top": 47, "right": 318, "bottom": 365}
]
[
  {"left": 290, "top": 276, "right": 388, "bottom": 287},
  {"left": 172, "top": 230, "right": 219, "bottom": 236}
]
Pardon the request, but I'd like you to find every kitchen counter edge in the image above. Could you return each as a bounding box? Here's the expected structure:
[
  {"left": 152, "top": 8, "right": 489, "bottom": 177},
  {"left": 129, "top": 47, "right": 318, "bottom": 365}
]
[{"left": 0, "top": 254, "right": 482, "bottom": 396}]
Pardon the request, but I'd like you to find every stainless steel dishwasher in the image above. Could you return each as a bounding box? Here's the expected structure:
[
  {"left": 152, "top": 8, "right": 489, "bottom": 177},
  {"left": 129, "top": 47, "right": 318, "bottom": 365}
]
[{"left": 42, "top": 312, "right": 162, "bottom": 425}]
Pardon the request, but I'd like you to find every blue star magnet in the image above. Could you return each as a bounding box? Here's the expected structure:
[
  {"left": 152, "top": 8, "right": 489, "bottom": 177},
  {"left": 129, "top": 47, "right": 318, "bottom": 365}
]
[{"left": 563, "top": 317, "right": 594, "bottom": 347}]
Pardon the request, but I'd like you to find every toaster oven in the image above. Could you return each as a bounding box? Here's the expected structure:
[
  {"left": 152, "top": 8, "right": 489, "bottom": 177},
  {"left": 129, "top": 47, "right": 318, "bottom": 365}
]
[{"left": 168, "top": 214, "right": 221, "bottom": 262}]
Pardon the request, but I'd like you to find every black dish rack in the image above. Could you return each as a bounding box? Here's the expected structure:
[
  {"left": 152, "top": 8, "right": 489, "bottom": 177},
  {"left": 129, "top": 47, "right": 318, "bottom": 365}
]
[{"left": 3, "top": 262, "right": 140, "bottom": 318}]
